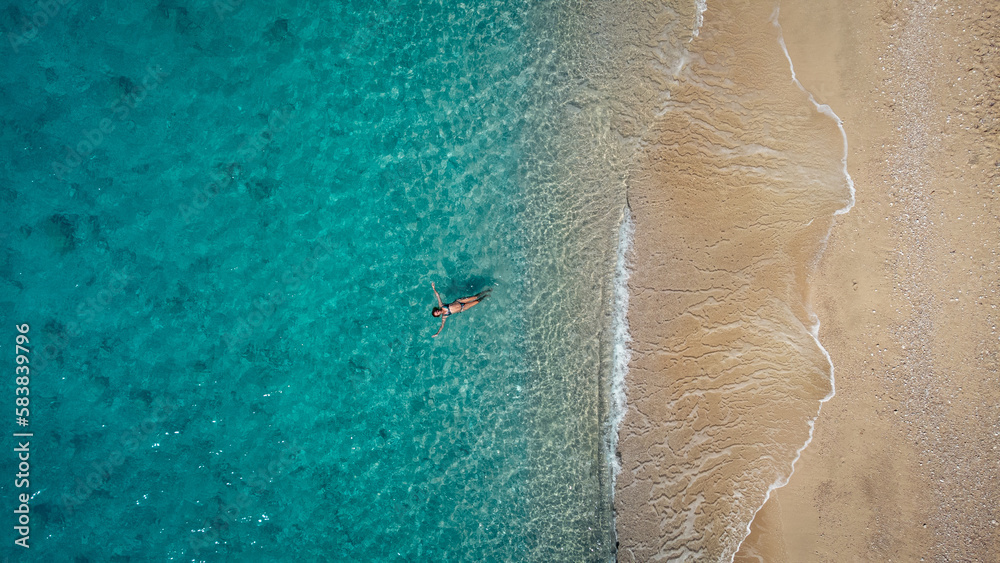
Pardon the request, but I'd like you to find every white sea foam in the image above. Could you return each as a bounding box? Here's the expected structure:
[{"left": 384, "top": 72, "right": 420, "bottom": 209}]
[
  {"left": 772, "top": 5, "right": 856, "bottom": 216},
  {"left": 692, "top": 0, "right": 708, "bottom": 38},
  {"left": 733, "top": 7, "right": 854, "bottom": 560},
  {"left": 608, "top": 206, "right": 634, "bottom": 482}
]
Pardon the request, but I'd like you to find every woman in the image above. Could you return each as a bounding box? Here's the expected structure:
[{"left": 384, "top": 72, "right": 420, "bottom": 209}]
[{"left": 430, "top": 281, "right": 491, "bottom": 338}]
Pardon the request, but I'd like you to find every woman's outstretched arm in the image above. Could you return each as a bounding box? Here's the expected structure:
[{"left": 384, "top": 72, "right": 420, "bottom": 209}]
[
  {"left": 432, "top": 316, "right": 446, "bottom": 338},
  {"left": 431, "top": 281, "right": 444, "bottom": 308}
]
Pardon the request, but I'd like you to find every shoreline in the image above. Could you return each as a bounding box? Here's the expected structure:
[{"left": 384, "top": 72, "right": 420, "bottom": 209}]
[
  {"left": 615, "top": 0, "right": 999, "bottom": 560},
  {"left": 613, "top": 0, "right": 854, "bottom": 559},
  {"left": 608, "top": 205, "right": 635, "bottom": 486},
  {"left": 732, "top": 5, "right": 858, "bottom": 555},
  {"left": 736, "top": 0, "right": 1000, "bottom": 560}
]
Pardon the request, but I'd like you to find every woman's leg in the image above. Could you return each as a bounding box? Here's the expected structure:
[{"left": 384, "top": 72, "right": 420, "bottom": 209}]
[{"left": 457, "top": 290, "right": 489, "bottom": 304}]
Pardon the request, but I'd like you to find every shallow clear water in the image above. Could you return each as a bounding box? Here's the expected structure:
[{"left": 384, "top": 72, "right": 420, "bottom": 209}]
[{"left": 1, "top": 0, "right": 627, "bottom": 560}]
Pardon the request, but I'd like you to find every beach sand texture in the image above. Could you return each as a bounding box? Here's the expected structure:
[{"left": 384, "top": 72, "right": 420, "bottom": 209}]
[
  {"left": 737, "top": 1, "right": 1000, "bottom": 561},
  {"left": 614, "top": 0, "right": 852, "bottom": 560},
  {"left": 617, "top": 0, "right": 999, "bottom": 561}
]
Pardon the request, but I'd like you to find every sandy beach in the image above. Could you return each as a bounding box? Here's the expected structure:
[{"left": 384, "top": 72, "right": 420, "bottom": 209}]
[
  {"left": 616, "top": 0, "right": 999, "bottom": 560},
  {"left": 735, "top": 1, "right": 1000, "bottom": 561}
]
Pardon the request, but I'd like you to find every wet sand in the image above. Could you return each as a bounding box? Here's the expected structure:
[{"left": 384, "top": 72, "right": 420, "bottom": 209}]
[
  {"left": 614, "top": 0, "right": 852, "bottom": 560},
  {"left": 616, "top": 0, "right": 1000, "bottom": 560},
  {"left": 735, "top": 0, "right": 1000, "bottom": 561}
]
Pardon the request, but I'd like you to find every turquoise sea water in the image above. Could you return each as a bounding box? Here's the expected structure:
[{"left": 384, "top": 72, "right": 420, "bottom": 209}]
[{"left": 2, "top": 0, "right": 628, "bottom": 560}]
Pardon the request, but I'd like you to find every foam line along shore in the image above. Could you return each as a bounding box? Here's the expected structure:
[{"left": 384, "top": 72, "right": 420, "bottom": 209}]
[
  {"left": 613, "top": 0, "right": 854, "bottom": 560},
  {"left": 736, "top": 0, "right": 1000, "bottom": 560}
]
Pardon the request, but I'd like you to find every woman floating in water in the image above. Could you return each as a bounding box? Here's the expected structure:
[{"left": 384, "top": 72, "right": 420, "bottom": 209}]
[{"left": 431, "top": 282, "right": 491, "bottom": 338}]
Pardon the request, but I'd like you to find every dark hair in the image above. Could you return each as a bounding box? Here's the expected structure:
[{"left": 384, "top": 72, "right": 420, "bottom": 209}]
[{"left": 431, "top": 307, "right": 442, "bottom": 317}]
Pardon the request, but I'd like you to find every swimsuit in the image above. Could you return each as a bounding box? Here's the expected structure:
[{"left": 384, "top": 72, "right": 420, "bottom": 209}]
[{"left": 441, "top": 301, "right": 468, "bottom": 316}]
